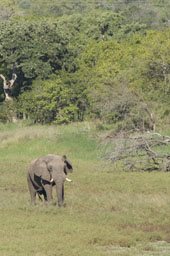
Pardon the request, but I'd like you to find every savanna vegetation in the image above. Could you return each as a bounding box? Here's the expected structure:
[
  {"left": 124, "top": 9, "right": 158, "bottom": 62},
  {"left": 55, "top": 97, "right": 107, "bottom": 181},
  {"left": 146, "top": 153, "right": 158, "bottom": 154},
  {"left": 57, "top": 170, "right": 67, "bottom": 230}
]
[
  {"left": 1, "top": 1, "right": 170, "bottom": 255},
  {"left": 1, "top": 122, "right": 170, "bottom": 256}
]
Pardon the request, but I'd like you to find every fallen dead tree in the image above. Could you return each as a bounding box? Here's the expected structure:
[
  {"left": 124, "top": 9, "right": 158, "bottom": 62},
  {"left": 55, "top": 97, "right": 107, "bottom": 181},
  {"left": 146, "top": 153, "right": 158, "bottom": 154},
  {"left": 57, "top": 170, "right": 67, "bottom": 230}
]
[{"left": 99, "top": 131, "right": 170, "bottom": 171}]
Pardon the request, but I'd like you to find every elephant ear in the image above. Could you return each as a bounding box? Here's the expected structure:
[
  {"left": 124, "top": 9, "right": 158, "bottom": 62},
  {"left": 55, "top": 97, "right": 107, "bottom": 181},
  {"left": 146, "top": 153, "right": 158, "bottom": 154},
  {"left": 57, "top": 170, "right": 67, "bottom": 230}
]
[
  {"left": 63, "top": 155, "right": 73, "bottom": 173},
  {"left": 34, "top": 160, "right": 51, "bottom": 182}
]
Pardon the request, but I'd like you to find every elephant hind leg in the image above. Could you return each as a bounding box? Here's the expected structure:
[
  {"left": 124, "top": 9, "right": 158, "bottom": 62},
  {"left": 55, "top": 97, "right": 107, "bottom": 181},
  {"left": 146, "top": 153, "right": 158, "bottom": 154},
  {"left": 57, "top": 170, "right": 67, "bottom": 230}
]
[
  {"left": 28, "top": 185, "right": 36, "bottom": 205},
  {"left": 27, "top": 173, "right": 36, "bottom": 205},
  {"left": 30, "top": 191, "right": 36, "bottom": 205}
]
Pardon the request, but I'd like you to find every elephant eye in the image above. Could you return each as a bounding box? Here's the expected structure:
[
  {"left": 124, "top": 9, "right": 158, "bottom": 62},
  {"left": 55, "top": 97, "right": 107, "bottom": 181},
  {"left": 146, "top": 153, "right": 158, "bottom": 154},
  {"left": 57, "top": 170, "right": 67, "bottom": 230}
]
[{"left": 47, "top": 165, "right": 52, "bottom": 172}]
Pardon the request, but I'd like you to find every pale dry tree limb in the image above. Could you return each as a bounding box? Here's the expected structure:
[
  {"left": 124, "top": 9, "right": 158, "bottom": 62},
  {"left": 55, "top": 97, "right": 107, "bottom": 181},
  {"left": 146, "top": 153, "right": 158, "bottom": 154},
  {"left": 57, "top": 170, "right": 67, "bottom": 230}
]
[
  {"left": 0, "top": 63, "right": 18, "bottom": 122},
  {"left": 100, "top": 131, "right": 170, "bottom": 172},
  {"left": 0, "top": 63, "right": 17, "bottom": 101}
]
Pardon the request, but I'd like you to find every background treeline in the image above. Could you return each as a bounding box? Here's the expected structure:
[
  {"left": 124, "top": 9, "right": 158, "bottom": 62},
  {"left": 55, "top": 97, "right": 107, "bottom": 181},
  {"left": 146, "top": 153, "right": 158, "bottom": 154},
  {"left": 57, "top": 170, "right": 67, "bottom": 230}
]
[{"left": 0, "top": 0, "right": 170, "bottom": 129}]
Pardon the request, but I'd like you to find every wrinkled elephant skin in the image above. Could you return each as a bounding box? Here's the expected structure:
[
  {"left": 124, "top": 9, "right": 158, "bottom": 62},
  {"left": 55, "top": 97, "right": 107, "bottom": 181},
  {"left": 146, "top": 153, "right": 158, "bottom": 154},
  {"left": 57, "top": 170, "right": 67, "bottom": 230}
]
[{"left": 27, "top": 154, "right": 73, "bottom": 207}]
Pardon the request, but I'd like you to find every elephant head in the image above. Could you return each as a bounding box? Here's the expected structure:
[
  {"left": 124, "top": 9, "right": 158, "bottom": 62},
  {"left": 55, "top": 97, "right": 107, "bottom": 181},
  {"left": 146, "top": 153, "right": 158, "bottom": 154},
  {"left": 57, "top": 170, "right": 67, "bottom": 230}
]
[
  {"left": 44, "top": 154, "right": 73, "bottom": 182},
  {"left": 33, "top": 154, "right": 72, "bottom": 181}
]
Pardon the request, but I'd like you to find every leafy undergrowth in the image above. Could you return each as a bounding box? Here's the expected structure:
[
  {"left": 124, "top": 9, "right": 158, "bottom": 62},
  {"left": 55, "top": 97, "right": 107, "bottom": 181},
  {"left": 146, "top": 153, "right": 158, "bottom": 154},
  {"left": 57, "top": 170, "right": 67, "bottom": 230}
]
[{"left": 1, "top": 122, "right": 170, "bottom": 256}]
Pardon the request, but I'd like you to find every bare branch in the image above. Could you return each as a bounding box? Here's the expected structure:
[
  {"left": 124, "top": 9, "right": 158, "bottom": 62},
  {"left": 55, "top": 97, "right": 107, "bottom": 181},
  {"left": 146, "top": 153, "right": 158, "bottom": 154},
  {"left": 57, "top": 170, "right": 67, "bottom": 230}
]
[
  {"left": 143, "top": 106, "right": 155, "bottom": 132},
  {"left": 100, "top": 131, "right": 170, "bottom": 172},
  {"left": 9, "top": 73, "right": 17, "bottom": 89},
  {"left": 0, "top": 74, "right": 7, "bottom": 89},
  {"left": 9, "top": 63, "right": 18, "bottom": 89},
  {"left": 0, "top": 63, "right": 17, "bottom": 101}
]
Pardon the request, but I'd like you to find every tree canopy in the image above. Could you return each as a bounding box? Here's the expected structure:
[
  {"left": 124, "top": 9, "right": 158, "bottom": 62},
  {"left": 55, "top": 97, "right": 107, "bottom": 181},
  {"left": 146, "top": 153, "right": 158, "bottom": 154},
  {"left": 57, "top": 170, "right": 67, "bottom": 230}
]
[{"left": 0, "top": 0, "right": 170, "bottom": 128}]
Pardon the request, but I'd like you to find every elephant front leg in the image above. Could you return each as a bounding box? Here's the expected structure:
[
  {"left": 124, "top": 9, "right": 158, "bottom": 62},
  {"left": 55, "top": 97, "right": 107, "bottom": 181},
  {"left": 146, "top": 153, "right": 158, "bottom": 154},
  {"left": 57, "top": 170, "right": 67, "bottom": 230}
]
[
  {"left": 43, "top": 183, "right": 53, "bottom": 204},
  {"left": 56, "top": 182, "right": 64, "bottom": 207}
]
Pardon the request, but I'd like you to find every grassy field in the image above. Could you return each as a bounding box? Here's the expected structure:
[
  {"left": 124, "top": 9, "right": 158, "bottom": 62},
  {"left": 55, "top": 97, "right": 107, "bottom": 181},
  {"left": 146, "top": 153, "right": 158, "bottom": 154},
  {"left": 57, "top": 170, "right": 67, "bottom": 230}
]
[{"left": 1, "top": 122, "right": 170, "bottom": 256}]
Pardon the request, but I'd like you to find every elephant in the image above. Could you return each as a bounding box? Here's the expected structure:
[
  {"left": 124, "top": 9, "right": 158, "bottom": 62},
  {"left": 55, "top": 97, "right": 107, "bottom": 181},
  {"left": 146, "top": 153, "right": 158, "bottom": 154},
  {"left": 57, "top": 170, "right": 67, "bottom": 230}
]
[{"left": 27, "top": 154, "right": 73, "bottom": 207}]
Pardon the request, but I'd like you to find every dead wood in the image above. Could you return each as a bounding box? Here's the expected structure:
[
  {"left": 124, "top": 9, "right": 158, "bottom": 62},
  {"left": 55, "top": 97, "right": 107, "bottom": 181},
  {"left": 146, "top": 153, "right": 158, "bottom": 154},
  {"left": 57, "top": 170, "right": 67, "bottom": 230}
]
[
  {"left": 0, "top": 63, "right": 17, "bottom": 101},
  {"left": 100, "top": 131, "right": 170, "bottom": 171}
]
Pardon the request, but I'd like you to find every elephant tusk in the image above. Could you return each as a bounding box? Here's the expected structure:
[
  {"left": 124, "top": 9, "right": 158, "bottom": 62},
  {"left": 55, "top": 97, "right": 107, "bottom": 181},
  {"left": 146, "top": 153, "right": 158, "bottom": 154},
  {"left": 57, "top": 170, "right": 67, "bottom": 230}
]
[
  {"left": 66, "top": 177, "right": 72, "bottom": 182},
  {"left": 50, "top": 178, "right": 54, "bottom": 183}
]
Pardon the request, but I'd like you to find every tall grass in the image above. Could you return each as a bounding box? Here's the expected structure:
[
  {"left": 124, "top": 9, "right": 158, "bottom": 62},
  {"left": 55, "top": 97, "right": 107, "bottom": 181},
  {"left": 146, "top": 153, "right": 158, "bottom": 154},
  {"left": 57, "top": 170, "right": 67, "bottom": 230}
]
[{"left": 1, "top": 122, "right": 170, "bottom": 256}]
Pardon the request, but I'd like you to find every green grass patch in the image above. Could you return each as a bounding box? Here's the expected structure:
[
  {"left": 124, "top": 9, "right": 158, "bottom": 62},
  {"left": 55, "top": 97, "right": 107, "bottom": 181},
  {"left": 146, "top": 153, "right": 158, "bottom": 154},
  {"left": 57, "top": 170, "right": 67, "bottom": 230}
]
[{"left": 1, "top": 122, "right": 170, "bottom": 255}]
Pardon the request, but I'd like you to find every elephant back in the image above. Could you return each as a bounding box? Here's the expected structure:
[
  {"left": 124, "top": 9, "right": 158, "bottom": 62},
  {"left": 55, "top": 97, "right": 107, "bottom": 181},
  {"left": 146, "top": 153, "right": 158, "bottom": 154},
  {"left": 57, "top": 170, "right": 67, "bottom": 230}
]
[{"left": 31, "top": 156, "right": 51, "bottom": 182}]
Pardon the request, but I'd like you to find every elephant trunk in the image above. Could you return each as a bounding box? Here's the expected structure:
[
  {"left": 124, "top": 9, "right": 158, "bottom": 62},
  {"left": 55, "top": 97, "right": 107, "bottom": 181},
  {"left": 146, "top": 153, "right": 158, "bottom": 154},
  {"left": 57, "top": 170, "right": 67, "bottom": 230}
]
[{"left": 55, "top": 180, "right": 64, "bottom": 207}]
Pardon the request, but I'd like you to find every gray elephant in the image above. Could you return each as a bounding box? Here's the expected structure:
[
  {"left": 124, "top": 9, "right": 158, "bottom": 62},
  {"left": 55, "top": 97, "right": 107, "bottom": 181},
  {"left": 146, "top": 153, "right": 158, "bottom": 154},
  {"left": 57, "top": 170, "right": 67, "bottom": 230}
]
[{"left": 27, "top": 154, "right": 73, "bottom": 207}]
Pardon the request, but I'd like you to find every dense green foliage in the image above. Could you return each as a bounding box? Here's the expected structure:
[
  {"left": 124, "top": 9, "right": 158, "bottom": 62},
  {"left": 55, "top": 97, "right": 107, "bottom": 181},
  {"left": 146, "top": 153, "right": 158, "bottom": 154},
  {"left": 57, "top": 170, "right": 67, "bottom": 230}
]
[{"left": 0, "top": 0, "right": 170, "bottom": 128}]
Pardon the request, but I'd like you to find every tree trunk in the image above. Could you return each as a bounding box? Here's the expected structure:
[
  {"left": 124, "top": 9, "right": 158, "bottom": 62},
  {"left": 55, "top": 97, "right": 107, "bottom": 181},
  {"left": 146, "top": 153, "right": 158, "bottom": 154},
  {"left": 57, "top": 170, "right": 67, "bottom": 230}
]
[{"left": 0, "top": 64, "right": 18, "bottom": 123}]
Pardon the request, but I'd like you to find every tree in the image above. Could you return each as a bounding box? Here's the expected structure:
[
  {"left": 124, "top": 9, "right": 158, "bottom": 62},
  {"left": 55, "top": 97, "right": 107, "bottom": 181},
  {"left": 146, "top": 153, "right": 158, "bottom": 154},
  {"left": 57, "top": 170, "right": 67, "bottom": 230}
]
[
  {"left": 0, "top": 19, "right": 73, "bottom": 96},
  {"left": 18, "top": 77, "right": 80, "bottom": 124}
]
